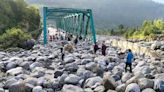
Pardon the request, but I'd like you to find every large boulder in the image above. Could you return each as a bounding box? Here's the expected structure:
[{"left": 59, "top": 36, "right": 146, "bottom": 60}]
[
  {"left": 62, "top": 84, "right": 84, "bottom": 92},
  {"left": 94, "top": 85, "right": 105, "bottom": 92},
  {"left": 107, "top": 89, "right": 117, "bottom": 92},
  {"left": 6, "top": 67, "right": 23, "bottom": 76},
  {"left": 25, "top": 83, "right": 34, "bottom": 92},
  {"left": 31, "top": 67, "right": 45, "bottom": 78},
  {"left": 125, "top": 83, "right": 140, "bottom": 92},
  {"left": 76, "top": 68, "right": 94, "bottom": 80},
  {"left": 81, "top": 59, "right": 92, "bottom": 65},
  {"left": 84, "top": 76, "right": 103, "bottom": 88},
  {"left": 6, "top": 62, "right": 17, "bottom": 70},
  {"left": 138, "top": 78, "right": 154, "bottom": 90},
  {"left": 142, "top": 88, "right": 156, "bottom": 92},
  {"left": 102, "top": 72, "right": 117, "bottom": 90},
  {"left": 19, "top": 39, "right": 35, "bottom": 50},
  {"left": 30, "top": 62, "right": 43, "bottom": 70},
  {"left": 20, "top": 61, "right": 30, "bottom": 70},
  {"left": 0, "top": 88, "right": 4, "bottom": 92},
  {"left": 116, "top": 84, "right": 126, "bottom": 92},
  {"left": 9, "top": 81, "right": 25, "bottom": 92},
  {"left": 85, "top": 62, "right": 99, "bottom": 73},
  {"left": 64, "top": 57, "right": 75, "bottom": 64},
  {"left": 32, "top": 86, "right": 43, "bottom": 92},
  {"left": 84, "top": 88, "right": 93, "bottom": 92},
  {"left": 121, "top": 73, "right": 132, "bottom": 83},
  {"left": 54, "top": 70, "right": 63, "bottom": 78},
  {"left": 52, "top": 79, "right": 61, "bottom": 91},
  {"left": 64, "top": 74, "right": 81, "bottom": 85},
  {"left": 24, "top": 78, "right": 38, "bottom": 86},
  {"left": 126, "top": 76, "right": 138, "bottom": 85},
  {"left": 154, "top": 79, "right": 164, "bottom": 92},
  {"left": 4, "top": 78, "right": 18, "bottom": 89},
  {"left": 65, "top": 63, "right": 78, "bottom": 73},
  {"left": 64, "top": 44, "right": 74, "bottom": 53},
  {"left": 151, "top": 41, "right": 161, "bottom": 50}
]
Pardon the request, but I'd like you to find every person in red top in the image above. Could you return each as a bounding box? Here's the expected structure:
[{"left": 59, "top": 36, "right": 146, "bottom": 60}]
[{"left": 102, "top": 41, "right": 107, "bottom": 56}]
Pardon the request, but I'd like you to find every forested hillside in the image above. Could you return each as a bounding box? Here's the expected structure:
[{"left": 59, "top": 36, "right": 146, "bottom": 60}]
[{"left": 0, "top": 0, "right": 41, "bottom": 49}]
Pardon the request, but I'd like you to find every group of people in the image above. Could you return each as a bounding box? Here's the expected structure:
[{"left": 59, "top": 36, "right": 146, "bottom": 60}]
[
  {"left": 58, "top": 32, "right": 134, "bottom": 73},
  {"left": 93, "top": 41, "right": 108, "bottom": 56},
  {"left": 94, "top": 41, "right": 134, "bottom": 73}
]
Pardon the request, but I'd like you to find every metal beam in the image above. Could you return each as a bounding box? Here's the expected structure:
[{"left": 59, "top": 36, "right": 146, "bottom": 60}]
[{"left": 43, "top": 7, "right": 47, "bottom": 45}]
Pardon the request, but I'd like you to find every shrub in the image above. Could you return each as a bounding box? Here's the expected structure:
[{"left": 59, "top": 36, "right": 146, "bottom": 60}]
[{"left": 0, "top": 28, "right": 31, "bottom": 49}]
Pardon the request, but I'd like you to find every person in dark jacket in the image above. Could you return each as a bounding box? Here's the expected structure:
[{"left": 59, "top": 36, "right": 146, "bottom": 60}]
[
  {"left": 102, "top": 41, "right": 107, "bottom": 56},
  {"left": 74, "top": 36, "right": 78, "bottom": 45},
  {"left": 125, "top": 49, "right": 134, "bottom": 73},
  {"left": 60, "top": 48, "right": 65, "bottom": 61},
  {"left": 94, "top": 42, "right": 100, "bottom": 54}
]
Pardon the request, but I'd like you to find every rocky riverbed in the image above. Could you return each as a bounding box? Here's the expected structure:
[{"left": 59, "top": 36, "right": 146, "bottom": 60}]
[{"left": 0, "top": 39, "right": 164, "bottom": 92}]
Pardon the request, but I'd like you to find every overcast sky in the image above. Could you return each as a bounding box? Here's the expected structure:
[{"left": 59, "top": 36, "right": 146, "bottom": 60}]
[{"left": 26, "top": 0, "right": 164, "bottom": 28}]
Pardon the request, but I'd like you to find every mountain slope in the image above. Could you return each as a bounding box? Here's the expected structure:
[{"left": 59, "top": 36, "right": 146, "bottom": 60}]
[{"left": 26, "top": 0, "right": 164, "bottom": 29}]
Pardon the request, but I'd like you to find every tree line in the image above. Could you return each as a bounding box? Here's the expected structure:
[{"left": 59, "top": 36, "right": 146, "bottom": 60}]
[{"left": 97, "top": 19, "right": 164, "bottom": 40}]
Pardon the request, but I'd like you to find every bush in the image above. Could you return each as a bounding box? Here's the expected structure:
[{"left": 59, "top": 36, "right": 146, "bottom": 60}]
[{"left": 0, "top": 28, "right": 31, "bottom": 49}]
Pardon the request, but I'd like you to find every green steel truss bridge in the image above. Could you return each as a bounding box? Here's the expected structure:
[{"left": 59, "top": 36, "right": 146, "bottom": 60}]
[{"left": 43, "top": 7, "right": 96, "bottom": 45}]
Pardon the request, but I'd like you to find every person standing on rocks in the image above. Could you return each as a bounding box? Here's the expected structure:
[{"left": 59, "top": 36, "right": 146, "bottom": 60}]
[
  {"left": 74, "top": 36, "right": 78, "bottom": 45},
  {"left": 125, "top": 49, "right": 134, "bottom": 73},
  {"left": 102, "top": 41, "right": 107, "bottom": 56},
  {"left": 60, "top": 48, "right": 65, "bottom": 61},
  {"left": 94, "top": 42, "right": 100, "bottom": 54}
]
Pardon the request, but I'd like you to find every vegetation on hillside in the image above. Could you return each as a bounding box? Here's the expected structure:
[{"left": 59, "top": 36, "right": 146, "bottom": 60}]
[
  {"left": 0, "top": 0, "right": 41, "bottom": 49},
  {"left": 97, "top": 19, "right": 164, "bottom": 40},
  {"left": 0, "top": 28, "right": 32, "bottom": 49}
]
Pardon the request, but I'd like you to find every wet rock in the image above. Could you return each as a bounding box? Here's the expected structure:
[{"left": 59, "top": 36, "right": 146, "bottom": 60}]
[
  {"left": 62, "top": 84, "right": 83, "bottom": 92},
  {"left": 64, "top": 74, "right": 81, "bottom": 85},
  {"left": 125, "top": 83, "right": 140, "bottom": 92}
]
